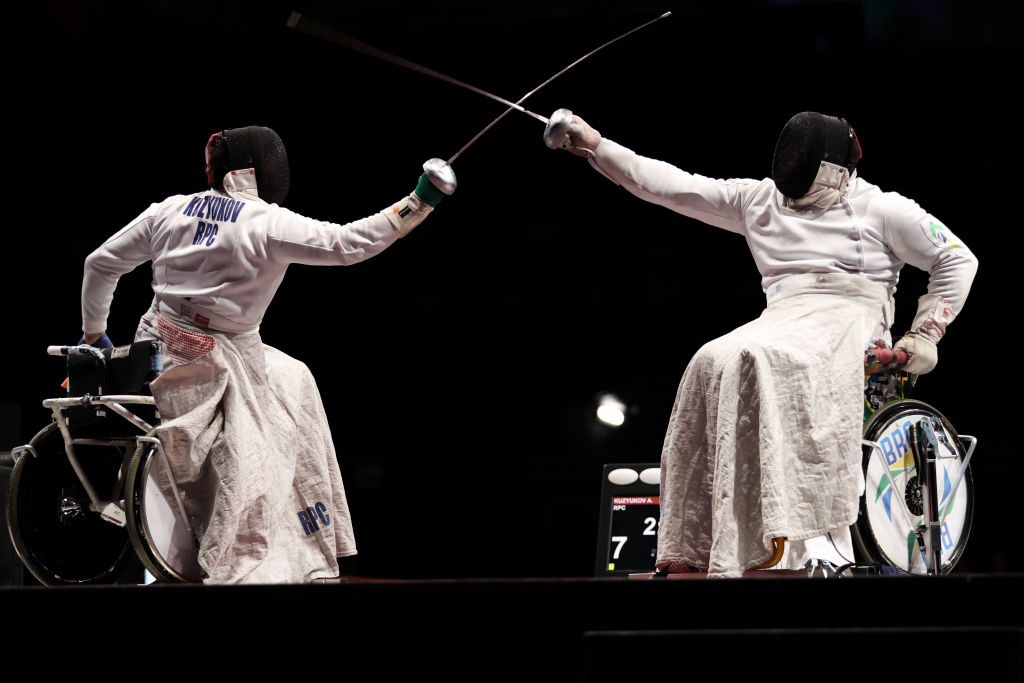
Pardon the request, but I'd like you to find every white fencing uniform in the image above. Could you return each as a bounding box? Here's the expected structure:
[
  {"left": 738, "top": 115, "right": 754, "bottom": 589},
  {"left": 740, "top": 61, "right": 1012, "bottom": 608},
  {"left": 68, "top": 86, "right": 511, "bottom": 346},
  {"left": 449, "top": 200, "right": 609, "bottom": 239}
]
[
  {"left": 81, "top": 172, "right": 406, "bottom": 583},
  {"left": 588, "top": 139, "right": 978, "bottom": 577}
]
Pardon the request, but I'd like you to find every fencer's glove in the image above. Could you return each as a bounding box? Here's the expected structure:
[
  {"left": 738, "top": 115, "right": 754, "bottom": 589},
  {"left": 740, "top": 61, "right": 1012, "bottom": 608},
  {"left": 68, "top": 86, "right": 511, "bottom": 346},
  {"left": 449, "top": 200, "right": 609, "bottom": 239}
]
[
  {"left": 892, "top": 332, "right": 938, "bottom": 375},
  {"left": 382, "top": 165, "right": 457, "bottom": 237},
  {"left": 414, "top": 172, "right": 448, "bottom": 206},
  {"left": 544, "top": 108, "right": 602, "bottom": 158},
  {"left": 79, "top": 332, "right": 113, "bottom": 348}
]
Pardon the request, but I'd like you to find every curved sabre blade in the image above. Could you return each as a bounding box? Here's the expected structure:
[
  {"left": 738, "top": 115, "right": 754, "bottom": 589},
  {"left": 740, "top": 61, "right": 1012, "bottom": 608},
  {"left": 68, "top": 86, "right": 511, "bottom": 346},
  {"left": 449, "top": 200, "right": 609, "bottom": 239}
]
[
  {"left": 287, "top": 11, "right": 549, "bottom": 123},
  {"left": 286, "top": 10, "right": 672, "bottom": 167},
  {"left": 446, "top": 11, "right": 672, "bottom": 164}
]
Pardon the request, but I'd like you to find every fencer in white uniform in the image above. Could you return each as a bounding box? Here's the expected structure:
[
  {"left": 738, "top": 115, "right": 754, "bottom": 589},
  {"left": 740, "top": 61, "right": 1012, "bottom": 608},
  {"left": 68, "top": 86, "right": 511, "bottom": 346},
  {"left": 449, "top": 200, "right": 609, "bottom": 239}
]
[
  {"left": 80, "top": 126, "right": 454, "bottom": 583},
  {"left": 546, "top": 110, "right": 977, "bottom": 577}
]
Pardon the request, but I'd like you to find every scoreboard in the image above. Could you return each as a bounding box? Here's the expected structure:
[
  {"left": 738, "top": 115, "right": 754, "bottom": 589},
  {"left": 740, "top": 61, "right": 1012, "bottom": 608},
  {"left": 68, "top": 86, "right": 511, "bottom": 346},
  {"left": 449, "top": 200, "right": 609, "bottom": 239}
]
[{"left": 594, "top": 463, "right": 661, "bottom": 576}]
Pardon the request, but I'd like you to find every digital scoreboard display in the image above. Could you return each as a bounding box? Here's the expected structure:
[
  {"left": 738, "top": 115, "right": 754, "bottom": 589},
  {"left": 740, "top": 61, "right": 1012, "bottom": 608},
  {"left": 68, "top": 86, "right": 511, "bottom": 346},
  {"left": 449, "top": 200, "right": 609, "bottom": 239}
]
[{"left": 595, "top": 463, "right": 661, "bottom": 576}]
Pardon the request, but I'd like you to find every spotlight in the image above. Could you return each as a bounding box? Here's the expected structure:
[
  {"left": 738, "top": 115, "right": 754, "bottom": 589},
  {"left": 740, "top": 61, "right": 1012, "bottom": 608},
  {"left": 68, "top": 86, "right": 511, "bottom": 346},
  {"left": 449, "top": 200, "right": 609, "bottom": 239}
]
[{"left": 596, "top": 393, "right": 627, "bottom": 427}]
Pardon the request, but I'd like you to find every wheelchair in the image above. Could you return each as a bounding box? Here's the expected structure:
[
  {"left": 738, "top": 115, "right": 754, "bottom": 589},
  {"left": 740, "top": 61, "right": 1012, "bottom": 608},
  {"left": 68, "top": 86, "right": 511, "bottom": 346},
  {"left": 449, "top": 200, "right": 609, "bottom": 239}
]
[
  {"left": 849, "top": 347, "right": 978, "bottom": 576},
  {"left": 5, "top": 341, "right": 203, "bottom": 584},
  {"left": 640, "top": 345, "right": 980, "bottom": 580}
]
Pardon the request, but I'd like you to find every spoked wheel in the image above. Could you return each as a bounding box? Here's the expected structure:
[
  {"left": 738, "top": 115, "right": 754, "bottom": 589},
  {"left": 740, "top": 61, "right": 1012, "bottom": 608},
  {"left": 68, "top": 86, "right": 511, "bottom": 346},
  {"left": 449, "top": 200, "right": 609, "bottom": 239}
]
[
  {"left": 6, "top": 422, "right": 136, "bottom": 584},
  {"left": 853, "top": 399, "right": 974, "bottom": 574},
  {"left": 125, "top": 432, "right": 203, "bottom": 583}
]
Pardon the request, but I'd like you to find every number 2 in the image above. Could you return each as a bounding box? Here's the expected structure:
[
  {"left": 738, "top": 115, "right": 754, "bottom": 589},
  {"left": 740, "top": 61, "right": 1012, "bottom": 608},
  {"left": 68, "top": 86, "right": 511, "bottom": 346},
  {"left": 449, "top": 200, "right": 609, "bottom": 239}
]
[{"left": 643, "top": 517, "right": 658, "bottom": 536}]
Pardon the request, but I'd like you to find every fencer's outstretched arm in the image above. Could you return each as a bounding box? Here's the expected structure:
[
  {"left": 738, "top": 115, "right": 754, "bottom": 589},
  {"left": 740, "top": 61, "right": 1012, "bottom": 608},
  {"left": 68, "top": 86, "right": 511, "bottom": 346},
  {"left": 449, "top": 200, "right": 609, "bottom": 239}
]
[
  {"left": 544, "top": 111, "right": 978, "bottom": 376},
  {"left": 82, "top": 162, "right": 456, "bottom": 336},
  {"left": 545, "top": 110, "right": 750, "bottom": 234}
]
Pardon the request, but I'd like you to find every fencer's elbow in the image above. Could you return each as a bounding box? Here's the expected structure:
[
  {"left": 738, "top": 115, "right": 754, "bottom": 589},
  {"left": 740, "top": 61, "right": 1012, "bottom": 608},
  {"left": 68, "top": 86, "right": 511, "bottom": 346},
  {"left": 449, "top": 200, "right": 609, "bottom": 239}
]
[
  {"left": 934, "top": 246, "right": 979, "bottom": 280},
  {"left": 957, "top": 248, "right": 979, "bottom": 288},
  {"left": 83, "top": 248, "right": 123, "bottom": 277},
  {"left": 82, "top": 250, "right": 102, "bottom": 277}
]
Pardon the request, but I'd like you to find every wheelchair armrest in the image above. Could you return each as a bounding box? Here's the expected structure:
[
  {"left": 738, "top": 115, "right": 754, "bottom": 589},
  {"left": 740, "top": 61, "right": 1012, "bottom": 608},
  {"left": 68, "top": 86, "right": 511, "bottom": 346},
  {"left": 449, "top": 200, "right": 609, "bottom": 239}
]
[
  {"left": 65, "top": 340, "right": 162, "bottom": 427},
  {"left": 67, "top": 340, "right": 162, "bottom": 397}
]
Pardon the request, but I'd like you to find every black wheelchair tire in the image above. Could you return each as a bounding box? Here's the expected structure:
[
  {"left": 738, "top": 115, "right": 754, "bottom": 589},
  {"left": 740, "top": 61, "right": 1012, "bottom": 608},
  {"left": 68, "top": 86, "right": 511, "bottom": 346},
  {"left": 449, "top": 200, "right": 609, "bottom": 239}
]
[
  {"left": 6, "top": 422, "right": 136, "bottom": 585},
  {"left": 124, "top": 431, "right": 201, "bottom": 583}
]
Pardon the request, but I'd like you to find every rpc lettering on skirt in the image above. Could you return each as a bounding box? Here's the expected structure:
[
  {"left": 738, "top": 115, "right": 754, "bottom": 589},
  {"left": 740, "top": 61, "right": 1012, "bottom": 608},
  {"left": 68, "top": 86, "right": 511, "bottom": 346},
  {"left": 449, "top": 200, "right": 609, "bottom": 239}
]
[{"left": 297, "top": 502, "right": 332, "bottom": 536}]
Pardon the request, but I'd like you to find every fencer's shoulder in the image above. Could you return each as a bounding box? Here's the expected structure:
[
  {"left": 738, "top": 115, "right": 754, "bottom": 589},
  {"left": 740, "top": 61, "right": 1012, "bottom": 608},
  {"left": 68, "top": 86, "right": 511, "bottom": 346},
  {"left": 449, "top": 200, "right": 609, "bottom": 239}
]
[
  {"left": 850, "top": 176, "right": 918, "bottom": 204},
  {"left": 849, "top": 175, "right": 880, "bottom": 194},
  {"left": 159, "top": 192, "right": 200, "bottom": 210},
  {"left": 264, "top": 202, "right": 310, "bottom": 223},
  {"left": 719, "top": 177, "right": 770, "bottom": 208},
  {"left": 124, "top": 194, "right": 192, "bottom": 225},
  {"left": 727, "top": 176, "right": 776, "bottom": 201},
  {"left": 719, "top": 176, "right": 765, "bottom": 187},
  {"left": 261, "top": 202, "right": 340, "bottom": 235},
  {"left": 852, "top": 178, "right": 941, "bottom": 238},
  {"left": 853, "top": 177, "right": 924, "bottom": 213}
]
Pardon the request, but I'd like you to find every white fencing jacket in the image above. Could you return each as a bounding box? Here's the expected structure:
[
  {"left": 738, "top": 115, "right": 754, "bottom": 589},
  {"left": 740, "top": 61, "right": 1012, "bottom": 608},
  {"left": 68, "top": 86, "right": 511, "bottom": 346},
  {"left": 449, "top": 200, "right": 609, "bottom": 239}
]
[
  {"left": 82, "top": 174, "right": 401, "bottom": 335},
  {"left": 589, "top": 139, "right": 977, "bottom": 340}
]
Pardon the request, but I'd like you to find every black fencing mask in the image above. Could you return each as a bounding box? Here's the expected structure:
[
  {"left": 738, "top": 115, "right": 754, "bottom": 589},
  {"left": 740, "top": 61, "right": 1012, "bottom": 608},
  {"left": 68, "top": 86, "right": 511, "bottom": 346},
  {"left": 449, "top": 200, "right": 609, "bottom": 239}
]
[
  {"left": 206, "top": 126, "right": 290, "bottom": 205},
  {"left": 771, "top": 112, "right": 861, "bottom": 199}
]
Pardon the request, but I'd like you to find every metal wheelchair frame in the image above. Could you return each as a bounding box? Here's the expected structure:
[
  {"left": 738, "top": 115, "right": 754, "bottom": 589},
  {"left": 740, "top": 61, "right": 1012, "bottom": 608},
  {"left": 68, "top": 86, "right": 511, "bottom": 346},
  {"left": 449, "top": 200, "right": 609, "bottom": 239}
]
[{"left": 6, "top": 344, "right": 200, "bottom": 584}]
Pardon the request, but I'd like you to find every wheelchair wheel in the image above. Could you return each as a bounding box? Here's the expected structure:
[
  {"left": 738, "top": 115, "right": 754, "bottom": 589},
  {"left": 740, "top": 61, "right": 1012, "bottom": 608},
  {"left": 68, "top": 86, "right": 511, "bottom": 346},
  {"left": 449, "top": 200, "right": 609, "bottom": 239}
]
[
  {"left": 6, "top": 422, "right": 136, "bottom": 584},
  {"left": 124, "top": 432, "right": 203, "bottom": 583},
  {"left": 853, "top": 399, "right": 974, "bottom": 574}
]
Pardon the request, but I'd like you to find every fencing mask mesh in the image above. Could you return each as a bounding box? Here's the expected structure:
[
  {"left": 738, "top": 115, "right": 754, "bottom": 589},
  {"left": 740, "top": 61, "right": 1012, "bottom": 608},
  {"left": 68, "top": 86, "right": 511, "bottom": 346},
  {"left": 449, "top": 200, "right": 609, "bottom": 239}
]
[{"left": 771, "top": 112, "right": 861, "bottom": 199}]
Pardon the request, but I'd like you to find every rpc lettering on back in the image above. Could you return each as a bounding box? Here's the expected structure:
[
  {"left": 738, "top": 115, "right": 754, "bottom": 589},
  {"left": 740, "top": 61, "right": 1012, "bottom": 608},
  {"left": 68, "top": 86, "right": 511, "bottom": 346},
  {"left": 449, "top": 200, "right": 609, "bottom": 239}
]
[{"left": 183, "top": 195, "right": 247, "bottom": 248}]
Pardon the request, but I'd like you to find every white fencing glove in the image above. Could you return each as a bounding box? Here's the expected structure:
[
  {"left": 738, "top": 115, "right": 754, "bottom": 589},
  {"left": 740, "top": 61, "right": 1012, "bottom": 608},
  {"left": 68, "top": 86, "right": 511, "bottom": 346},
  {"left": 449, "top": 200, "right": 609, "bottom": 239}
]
[
  {"left": 382, "top": 165, "right": 454, "bottom": 237},
  {"left": 893, "top": 333, "right": 938, "bottom": 375},
  {"left": 543, "top": 108, "right": 602, "bottom": 158}
]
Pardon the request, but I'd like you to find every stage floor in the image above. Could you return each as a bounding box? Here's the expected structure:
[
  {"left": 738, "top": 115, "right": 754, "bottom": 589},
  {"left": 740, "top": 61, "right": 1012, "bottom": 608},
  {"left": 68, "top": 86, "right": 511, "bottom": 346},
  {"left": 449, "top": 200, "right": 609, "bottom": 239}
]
[{"left": 5, "top": 572, "right": 1021, "bottom": 679}]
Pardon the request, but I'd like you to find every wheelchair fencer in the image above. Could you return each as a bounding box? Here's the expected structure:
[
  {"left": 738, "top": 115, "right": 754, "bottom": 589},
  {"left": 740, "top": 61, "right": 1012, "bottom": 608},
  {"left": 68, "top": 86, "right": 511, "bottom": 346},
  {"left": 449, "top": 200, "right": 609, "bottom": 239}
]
[
  {"left": 5, "top": 341, "right": 203, "bottom": 584},
  {"left": 838, "top": 345, "right": 978, "bottom": 577}
]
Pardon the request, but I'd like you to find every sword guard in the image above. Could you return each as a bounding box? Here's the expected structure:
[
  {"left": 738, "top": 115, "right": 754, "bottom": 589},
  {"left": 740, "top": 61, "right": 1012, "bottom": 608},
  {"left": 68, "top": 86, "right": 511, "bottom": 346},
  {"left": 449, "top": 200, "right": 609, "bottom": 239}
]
[
  {"left": 543, "top": 108, "right": 575, "bottom": 150},
  {"left": 423, "top": 158, "right": 457, "bottom": 195}
]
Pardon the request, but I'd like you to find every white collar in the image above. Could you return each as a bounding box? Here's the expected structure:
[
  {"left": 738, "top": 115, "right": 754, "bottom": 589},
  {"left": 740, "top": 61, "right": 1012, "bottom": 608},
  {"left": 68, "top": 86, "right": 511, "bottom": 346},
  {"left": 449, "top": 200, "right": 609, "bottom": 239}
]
[
  {"left": 783, "top": 161, "right": 853, "bottom": 211},
  {"left": 222, "top": 168, "right": 263, "bottom": 203}
]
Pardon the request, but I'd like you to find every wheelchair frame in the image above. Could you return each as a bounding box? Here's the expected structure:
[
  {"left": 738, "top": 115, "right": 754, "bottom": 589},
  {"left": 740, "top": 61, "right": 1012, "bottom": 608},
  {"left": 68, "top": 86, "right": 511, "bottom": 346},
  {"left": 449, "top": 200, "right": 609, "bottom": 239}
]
[{"left": 7, "top": 344, "right": 199, "bottom": 584}]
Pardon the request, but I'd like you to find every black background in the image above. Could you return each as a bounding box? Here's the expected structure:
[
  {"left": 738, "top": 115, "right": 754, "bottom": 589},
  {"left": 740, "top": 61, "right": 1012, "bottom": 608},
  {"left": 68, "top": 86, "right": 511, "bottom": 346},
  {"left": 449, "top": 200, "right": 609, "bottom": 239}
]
[{"left": 4, "top": 1, "right": 1020, "bottom": 579}]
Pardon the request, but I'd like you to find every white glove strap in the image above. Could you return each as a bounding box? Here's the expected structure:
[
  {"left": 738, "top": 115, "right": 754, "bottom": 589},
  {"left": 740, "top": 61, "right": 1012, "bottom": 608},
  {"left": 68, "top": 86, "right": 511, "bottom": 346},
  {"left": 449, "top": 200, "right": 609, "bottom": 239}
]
[{"left": 382, "top": 193, "right": 433, "bottom": 237}]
